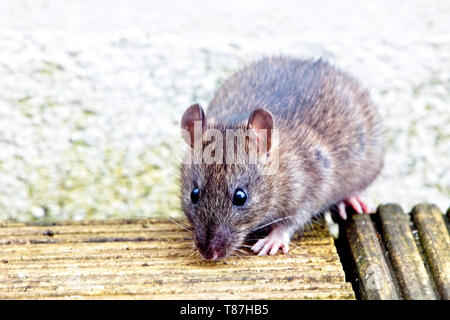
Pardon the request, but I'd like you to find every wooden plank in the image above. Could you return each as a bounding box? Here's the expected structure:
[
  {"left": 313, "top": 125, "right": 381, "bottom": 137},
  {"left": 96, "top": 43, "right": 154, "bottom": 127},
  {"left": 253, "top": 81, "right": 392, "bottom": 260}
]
[
  {"left": 411, "top": 204, "right": 450, "bottom": 299},
  {"left": 0, "top": 219, "right": 355, "bottom": 300},
  {"left": 378, "top": 204, "right": 436, "bottom": 299},
  {"left": 345, "top": 214, "right": 400, "bottom": 300}
]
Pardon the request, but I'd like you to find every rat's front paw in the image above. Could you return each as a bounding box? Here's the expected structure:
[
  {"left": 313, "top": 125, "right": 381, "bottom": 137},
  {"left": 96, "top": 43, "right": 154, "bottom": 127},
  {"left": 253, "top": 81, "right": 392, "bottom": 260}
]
[
  {"left": 337, "top": 194, "right": 374, "bottom": 220},
  {"left": 251, "top": 226, "right": 291, "bottom": 256}
]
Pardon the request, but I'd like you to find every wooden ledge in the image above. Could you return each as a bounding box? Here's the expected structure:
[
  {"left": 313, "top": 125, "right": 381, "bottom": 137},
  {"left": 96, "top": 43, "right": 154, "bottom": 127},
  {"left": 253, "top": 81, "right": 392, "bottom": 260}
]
[{"left": 0, "top": 219, "right": 354, "bottom": 300}]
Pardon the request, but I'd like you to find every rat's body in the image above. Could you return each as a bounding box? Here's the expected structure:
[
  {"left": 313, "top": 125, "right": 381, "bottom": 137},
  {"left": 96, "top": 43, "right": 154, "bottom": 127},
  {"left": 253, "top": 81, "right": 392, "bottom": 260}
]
[{"left": 180, "top": 57, "right": 384, "bottom": 260}]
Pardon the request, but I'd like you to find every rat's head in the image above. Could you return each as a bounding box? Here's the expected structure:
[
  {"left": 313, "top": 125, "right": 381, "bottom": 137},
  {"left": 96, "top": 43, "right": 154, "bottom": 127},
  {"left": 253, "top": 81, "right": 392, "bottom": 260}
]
[{"left": 180, "top": 104, "right": 278, "bottom": 260}]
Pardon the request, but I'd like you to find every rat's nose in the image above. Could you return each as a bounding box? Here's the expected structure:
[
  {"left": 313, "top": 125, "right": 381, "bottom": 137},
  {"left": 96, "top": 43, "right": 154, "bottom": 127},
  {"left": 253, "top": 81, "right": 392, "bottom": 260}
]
[
  {"left": 204, "top": 249, "right": 218, "bottom": 260},
  {"left": 203, "top": 247, "right": 225, "bottom": 261},
  {"left": 195, "top": 224, "right": 233, "bottom": 260}
]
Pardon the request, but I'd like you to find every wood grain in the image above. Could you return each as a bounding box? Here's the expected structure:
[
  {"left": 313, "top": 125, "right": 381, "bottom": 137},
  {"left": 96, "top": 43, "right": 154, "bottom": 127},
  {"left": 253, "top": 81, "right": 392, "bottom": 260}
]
[
  {"left": 411, "top": 204, "right": 450, "bottom": 299},
  {"left": 0, "top": 219, "right": 354, "bottom": 300},
  {"left": 378, "top": 204, "right": 436, "bottom": 299},
  {"left": 345, "top": 214, "right": 400, "bottom": 299}
]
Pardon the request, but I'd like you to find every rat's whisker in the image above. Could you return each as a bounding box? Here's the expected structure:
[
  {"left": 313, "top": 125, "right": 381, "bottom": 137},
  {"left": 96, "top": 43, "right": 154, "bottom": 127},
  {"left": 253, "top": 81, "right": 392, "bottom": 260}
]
[
  {"left": 234, "top": 248, "right": 249, "bottom": 255},
  {"left": 244, "top": 235, "right": 269, "bottom": 242},
  {"left": 189, "top": 249, "right": 200, "bottom": 258},
  {"left": 129, "top": 214, "right": 193, "bottom": 233},
  {"left": 164, "top": 216, "right": 192, "bottom": 232},
  {"left": 230, "top": 250, "right": 241, "bottom": 258},
  {"left": 249, "top": 216, "right": 294, "bottom": 233}
]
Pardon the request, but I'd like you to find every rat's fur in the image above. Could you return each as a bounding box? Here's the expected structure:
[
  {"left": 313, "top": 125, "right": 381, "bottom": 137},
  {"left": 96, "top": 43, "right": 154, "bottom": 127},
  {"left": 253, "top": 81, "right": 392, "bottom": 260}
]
[{"left": 180, "top": 56, "right": 384, "bottom": 260}]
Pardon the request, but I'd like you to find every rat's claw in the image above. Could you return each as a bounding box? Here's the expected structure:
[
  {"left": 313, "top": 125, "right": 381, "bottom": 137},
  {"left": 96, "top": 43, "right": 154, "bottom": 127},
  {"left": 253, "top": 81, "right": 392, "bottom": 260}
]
[
  {"left": 251, "top": 227, "right": 291, "bottom": 256},
  {"left": 337, "top": 202, "right": 347, "bottom": 220},
  {"left": 347, "top": 197, "right": 363, "bottom": 214},
  {"left": 356, "top": 195, "right": 375, "bottom": 213},
  {"left": 251, "top": 238, "right": 267, "bottom": 253},
  {"left": 337, "top": 194, "right": 374, "bottom": 220}
]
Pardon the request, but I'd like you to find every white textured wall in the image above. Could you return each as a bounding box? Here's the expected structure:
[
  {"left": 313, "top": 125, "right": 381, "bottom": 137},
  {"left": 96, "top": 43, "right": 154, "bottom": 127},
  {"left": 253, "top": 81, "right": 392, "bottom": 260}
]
[{"left": 0, "top": 0, "right": 449, "bottom": 221}]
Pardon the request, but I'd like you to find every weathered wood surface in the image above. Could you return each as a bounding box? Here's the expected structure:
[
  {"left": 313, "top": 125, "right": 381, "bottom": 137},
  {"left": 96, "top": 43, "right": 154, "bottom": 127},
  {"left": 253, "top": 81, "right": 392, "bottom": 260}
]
[
  {"left": 411, "top": 204, "right": 450, "bottom": 299},
  {"left": 378, "top": 204, "right": 436, "bottom": 299},
  {"left": 0, "top": 219, "right": 355, "bottom": 300},
  {"left": 343, "top": 203, "right": 449, "bottom": 300},
  {"left": 345, "top": 214, "right": 400, "bottom": 300}
]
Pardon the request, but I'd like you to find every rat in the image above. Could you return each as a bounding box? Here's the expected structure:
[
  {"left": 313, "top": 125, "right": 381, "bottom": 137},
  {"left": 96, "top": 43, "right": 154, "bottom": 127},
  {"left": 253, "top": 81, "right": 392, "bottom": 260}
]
[{"left": 179, "top": 56, "right": 384, "bottom": 260}]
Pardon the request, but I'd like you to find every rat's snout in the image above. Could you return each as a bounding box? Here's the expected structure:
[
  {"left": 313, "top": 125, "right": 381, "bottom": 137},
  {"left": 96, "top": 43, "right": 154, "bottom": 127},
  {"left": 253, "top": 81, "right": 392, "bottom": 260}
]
[{"left": 194, "top": 224, "right": 234, "bottom": 261}]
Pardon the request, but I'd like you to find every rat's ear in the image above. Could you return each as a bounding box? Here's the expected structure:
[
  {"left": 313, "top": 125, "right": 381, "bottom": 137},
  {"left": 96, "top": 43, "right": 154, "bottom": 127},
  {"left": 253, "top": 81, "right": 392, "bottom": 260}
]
[
  {"left": 247, "top": 108, "right": 274, "bottom": 152},
  {"left": 181, "top": 103, "right": 207, "bottom": 148}
]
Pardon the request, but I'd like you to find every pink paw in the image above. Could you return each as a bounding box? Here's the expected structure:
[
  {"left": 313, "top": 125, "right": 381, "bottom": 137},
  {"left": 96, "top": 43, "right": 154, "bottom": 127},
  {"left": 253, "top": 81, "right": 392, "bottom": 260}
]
[
  {"left": 337, "top": 194, "right": 374, "bottom": 220},
  {"left": 251, "top": 227, "right": 291, "bottom": 256}
]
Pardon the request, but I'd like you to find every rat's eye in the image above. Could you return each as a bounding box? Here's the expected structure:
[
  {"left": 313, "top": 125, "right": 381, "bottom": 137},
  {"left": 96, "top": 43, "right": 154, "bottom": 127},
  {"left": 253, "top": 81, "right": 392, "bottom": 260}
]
[
  {"left": 232, "top": 188, "right": 247, "bottom": 206},
  {"left": 190, "top": 188, "right": 200, "bottom": 204}
]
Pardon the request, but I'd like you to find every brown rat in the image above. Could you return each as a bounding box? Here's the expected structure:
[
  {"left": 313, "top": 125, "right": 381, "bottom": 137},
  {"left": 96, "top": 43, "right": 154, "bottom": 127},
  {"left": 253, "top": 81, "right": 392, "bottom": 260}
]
[{"left": 180, "top": 56, "right": 384, "bottom": 260}]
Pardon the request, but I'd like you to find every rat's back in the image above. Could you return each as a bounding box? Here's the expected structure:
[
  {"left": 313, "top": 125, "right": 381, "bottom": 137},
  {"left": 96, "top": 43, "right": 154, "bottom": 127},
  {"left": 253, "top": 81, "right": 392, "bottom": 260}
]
[
  {"left": 208, "top": 56, "right": 384, "bottom": 204},
  {"left": 209, "top": 57, "right": 378, "bottom": 137}
]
